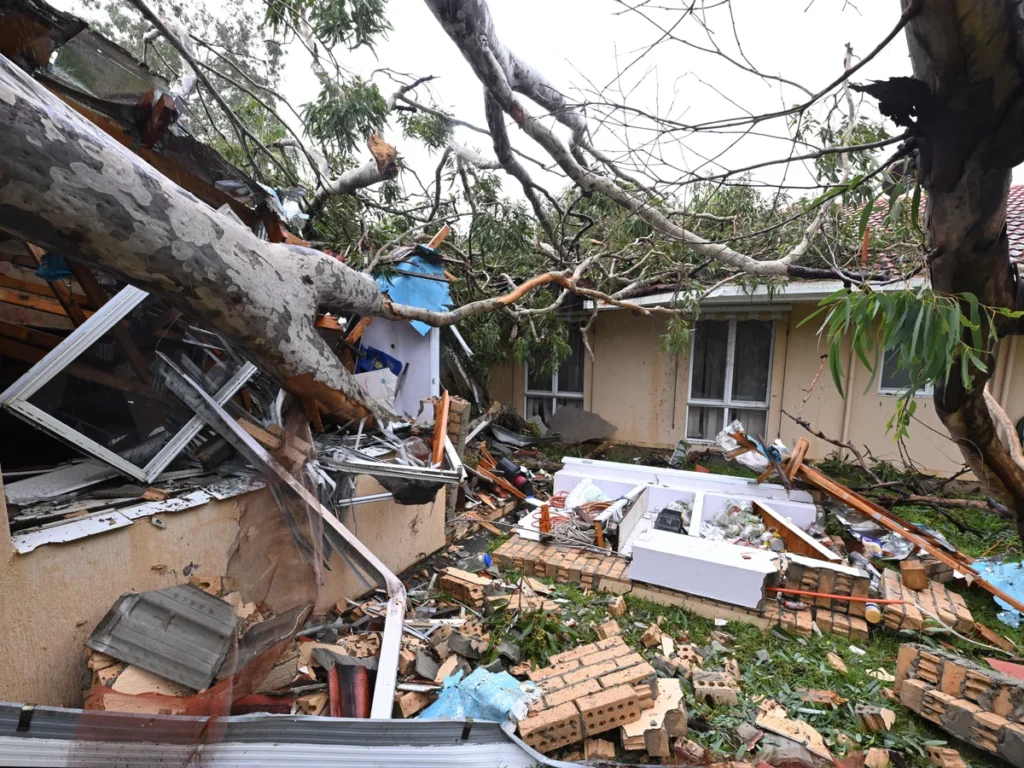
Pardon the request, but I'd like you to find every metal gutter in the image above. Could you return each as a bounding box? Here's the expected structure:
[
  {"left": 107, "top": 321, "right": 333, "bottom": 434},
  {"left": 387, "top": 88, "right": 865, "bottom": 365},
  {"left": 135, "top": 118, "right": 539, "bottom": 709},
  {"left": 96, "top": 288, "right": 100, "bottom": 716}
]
[
  {"left": 0, "top": 703, "right": 580, "bottom": 767},
  {"left": 584, "top": 276, "right": 929, "bottom": 311},
  {"left": 156, "top": 353, "right": 406, "bottom": 719}
]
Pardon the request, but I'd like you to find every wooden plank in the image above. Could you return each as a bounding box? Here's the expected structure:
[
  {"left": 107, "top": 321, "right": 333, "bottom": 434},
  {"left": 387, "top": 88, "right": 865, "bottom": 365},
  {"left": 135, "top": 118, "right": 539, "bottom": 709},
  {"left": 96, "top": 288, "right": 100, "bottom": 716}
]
[
  {"left": 66, "top": 259, "right": 152, "bottom": 383},
  {"left": 432, "top": 391, "right": 450, "bottom": 466},
  {"left": 24, "top": 243, "right": 89, "bottom": 327},
  {"left": 754, "top": 501, "right": 842, "bottom": 562},
  {"left": 0, "top": 273, "right": 90, "bottom": 305},
  {"left": 0, "top": 286, "right": 93, "bottom": 318},
  {"left": 0, "top": 318, "right": 63, "bottom": 350}
]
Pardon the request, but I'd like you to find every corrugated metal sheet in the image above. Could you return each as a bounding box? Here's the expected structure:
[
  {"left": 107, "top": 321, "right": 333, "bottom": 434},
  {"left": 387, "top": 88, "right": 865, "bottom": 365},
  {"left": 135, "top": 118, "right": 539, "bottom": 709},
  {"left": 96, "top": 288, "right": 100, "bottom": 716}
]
[{"left": 84, "top": 585, "right": 238, "bottom": 690}]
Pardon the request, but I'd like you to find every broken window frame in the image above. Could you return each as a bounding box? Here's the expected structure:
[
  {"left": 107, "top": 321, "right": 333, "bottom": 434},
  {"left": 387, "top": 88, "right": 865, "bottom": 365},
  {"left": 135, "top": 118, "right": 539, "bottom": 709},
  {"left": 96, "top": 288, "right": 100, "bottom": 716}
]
[
  {"left": 523, "top": 328, "right": 585, "bottom": 418},
  {"left": 0, "top": 285, "right": 257, "bottom": 483},
  {"left": 878, "top": 348, "right": 933, "bottom": 396},
  {"left": 686, "top": 317, "right": 775, "bottom": 442}
]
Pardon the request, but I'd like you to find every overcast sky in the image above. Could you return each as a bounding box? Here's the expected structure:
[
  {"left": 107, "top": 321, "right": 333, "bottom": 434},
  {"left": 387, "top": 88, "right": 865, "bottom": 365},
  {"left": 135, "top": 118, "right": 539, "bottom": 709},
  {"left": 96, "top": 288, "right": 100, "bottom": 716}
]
[{"left": 58, "top": 0, "right": 1024, "bottom": 196}]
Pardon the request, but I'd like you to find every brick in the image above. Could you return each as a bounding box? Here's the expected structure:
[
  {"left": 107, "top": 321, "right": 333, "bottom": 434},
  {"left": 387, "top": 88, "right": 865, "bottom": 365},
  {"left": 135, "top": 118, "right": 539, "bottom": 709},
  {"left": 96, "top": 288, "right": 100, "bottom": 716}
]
[
  {"left": 584, "top": 738, "right": 616, "bottom": 760},
  {"left": 921, "top": 689, "right": 956, "bottom": 725},
  {"left": 564, "top": 660, "right": 620, "bottom": 687},
  {"left": 641, "top": 624, "right": 663, "bottom": 648},
  {"left": 596, "top": 620, "right": 621, "bottom": 640},
  {"left": 608, "top": 595, "right": 627, "bottom": 618},
  {"left": 927, "top": 747, "right": 967, "bottom": 768},
  {"left": 901, "top": 559, "right": 929, "bottom": 591},
  {"left": 972, "top": 710, "right": 1008, "bottom": 753},
  {"left": 395, "top": 691, "right": 433, "bottom": 718},
  {"left": 577, "top": 684, "right": 641, "bottom": 737},
  {"left": 998, "top": 722, "right": 1024, "bottom": 766},
  {"left": 939, "top": 658, "right": 967, "bottom": 697},
  {"left": 941, "top": 697, "right": 983, "bottom": 743},
  {"left": 518, "top": 702, "right": 583, "bottom": 753},
  {"left": 545, "top": 679, "right": 602, "bottom": 708},
  {"left": 549, "top": 640, "right": 605, "bottom": 666},
  {"left": 599, "top": 662, "right": 656, "bottom": 690},
  {"left": 576, "top": 646, "right": 627, "bottom": 668},
  {"left": 899, "top": 678, "right": 930, "bottom": 713},
  {"left": 529, "top": 658, "right": 581, "bottom": 683},
  {"left": 692, "top": 671, "right": 739, "bottom": 707}
]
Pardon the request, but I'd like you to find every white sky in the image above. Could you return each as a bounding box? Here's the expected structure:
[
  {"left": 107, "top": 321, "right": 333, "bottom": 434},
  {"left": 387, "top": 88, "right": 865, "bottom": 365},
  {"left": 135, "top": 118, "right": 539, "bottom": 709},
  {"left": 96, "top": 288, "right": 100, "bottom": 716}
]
[{"left": 57, "top": 0, "right": 1024, "bottom": 197}]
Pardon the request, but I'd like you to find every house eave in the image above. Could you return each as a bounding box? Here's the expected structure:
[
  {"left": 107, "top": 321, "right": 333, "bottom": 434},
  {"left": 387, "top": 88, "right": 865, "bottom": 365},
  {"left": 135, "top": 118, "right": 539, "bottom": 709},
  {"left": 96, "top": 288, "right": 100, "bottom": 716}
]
[{"left": 584, "top": 276, "right": 929, "bottom": 311}]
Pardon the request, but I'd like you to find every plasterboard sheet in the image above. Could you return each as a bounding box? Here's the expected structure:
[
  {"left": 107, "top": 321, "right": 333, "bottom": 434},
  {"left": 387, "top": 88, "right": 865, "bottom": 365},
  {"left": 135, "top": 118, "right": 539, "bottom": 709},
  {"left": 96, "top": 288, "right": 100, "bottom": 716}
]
[
  {"left": 11, "top": 509, "right": 133, "bottom": 553},
  {"left": 628, "top": 528, "right": 779, "bottom": 609},
  {"left": 557, "top": 456, "right": 815, "bottom": 503},
  {"left": 4, "top": 461, "right": 119, "bottom": 506}
]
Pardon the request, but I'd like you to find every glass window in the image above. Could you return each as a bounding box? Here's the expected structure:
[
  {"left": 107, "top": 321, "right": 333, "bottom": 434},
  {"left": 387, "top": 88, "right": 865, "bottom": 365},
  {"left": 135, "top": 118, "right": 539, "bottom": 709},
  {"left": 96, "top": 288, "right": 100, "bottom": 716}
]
[
  {"left": 731, "top": 320, "right": 773, "bottom": 402},
  {"left": 690, "top": 320, "right": 728, "bottom": 400},
  {"left": 686, "top": 318, "right": 773, "bottom": 441},
  {"left": 879, "top": 349, "right": 932, "bottom": 395},
  {"left": 524, "top": 328, "right": 585, "bottom": 421}
]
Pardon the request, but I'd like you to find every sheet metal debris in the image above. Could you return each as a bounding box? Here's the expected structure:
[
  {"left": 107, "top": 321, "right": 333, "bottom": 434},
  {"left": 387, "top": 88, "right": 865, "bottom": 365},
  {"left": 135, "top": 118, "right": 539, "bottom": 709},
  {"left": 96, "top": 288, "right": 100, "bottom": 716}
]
[{"left": 85, "top": 584, "right": 238, "bottom": 690}]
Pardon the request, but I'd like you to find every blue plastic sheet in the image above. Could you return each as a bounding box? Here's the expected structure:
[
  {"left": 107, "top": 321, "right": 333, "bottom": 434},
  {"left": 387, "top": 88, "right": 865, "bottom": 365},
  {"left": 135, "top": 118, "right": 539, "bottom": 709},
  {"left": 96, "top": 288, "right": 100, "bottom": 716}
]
[
  {"left": 418, "top": 668, "right": 540, "bottom": 730},
  {"left": 376, "top": 255, "right": 451, "bottom": 336},
  {"left": 976, "top": 559, "right": 1024, "bottom": 627}
]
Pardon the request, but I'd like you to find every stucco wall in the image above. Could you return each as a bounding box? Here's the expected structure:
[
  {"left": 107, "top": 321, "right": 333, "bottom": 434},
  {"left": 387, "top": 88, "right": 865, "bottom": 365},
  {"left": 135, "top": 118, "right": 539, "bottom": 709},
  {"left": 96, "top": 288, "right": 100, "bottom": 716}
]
[
  {"left": 0, "top": 474, "right": 445, "bottom": 708},
  {"left": 486, "top": 302, "right": 1021, "bottom": 476}
]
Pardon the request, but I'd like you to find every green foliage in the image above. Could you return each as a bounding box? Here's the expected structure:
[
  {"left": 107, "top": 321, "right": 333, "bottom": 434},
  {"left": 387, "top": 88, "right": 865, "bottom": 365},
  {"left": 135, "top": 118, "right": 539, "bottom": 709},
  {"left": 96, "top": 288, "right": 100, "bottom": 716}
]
[
  {"left": 303, "top": 77, "right": 388, "bottom": 157},
  {"left": 264, "top": 0, "right": 390, "bottom": 51},
  {"left": 805, "top": 287, "right": 1023, "bottom": 438},
  {"left": 398, "top": 109, "right": 453, "bottom": 151}
]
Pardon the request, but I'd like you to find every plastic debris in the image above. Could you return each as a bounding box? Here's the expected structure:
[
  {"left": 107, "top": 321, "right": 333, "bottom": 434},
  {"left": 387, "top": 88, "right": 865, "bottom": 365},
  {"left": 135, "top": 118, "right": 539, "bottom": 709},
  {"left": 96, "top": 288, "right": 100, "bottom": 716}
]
[{"left": 418, "top": 668, "right": 541, "bottom": 732}]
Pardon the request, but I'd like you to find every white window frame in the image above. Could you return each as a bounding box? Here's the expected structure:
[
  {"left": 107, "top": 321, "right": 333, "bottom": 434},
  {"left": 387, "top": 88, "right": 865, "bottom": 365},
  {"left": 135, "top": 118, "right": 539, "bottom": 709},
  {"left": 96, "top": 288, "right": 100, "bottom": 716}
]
[
  {"left": 685, "top": 317, "right": 775, "bottom": 442},
  {"left": 0, "top": 286, "right": 257, "bottom": 483},
  {"left": 878, "top": 349, "right": 933, "bottom": 397},
  {"left": 523, "top": 333, "right": 585, "bottom": 416}
]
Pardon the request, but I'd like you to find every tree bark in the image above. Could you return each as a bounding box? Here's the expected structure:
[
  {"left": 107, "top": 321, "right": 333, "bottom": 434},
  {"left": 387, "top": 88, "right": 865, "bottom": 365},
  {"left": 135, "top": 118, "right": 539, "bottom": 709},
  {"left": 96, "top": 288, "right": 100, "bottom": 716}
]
[
  {"left": 900, "top": 0, "right": 1024, "bottom": 535},
  {"left": 0, "top": 53, "right": 396, "bottom": 424}
]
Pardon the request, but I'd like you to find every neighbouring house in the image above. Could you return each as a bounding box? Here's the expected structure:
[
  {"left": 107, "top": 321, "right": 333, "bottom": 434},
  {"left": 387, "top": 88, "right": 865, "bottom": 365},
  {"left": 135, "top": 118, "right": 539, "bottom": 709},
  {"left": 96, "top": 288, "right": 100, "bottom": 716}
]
[{"left": 490, "top": 188, "right": 1024, "bottom": 476}]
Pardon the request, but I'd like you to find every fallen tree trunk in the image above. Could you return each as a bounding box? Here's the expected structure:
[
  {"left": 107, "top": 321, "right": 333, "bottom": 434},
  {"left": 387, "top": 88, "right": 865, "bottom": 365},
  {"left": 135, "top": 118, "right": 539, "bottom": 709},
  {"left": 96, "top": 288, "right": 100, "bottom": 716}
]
[{"left": 0, "top": 53, "right": 397, "bottom": 423}]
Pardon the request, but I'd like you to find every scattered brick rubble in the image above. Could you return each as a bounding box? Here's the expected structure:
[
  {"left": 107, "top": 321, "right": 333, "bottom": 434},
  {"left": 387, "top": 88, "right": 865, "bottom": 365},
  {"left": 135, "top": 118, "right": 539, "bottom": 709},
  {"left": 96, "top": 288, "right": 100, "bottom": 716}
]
[{"left": 897, "top": 643, "right": 1024, "bottom": 767}]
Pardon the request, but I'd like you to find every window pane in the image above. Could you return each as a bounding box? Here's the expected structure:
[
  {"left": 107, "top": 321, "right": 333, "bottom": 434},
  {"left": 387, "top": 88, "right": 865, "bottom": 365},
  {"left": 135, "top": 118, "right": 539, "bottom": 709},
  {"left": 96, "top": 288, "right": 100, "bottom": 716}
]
[
  {"left": 880, "top": 349, "right": 915, "bottom": 391},
  {"left": 690, "top": 320, "right": 728, "bottom": 400},
  {"left": 526, "top": 361, "right": 550, "bottom": 392},
  {"left": 526, "top": 396, "right": 553, "bottom": 423},
  {"left": 686, "top": 406, "right": 725, "bottom": 441},
  {"left": 731, "top": 407, "right": 767, "bottom": 438},
  {"left": 731, "top": 320, "right": 772, "bottom": 403},
  {"left": 557, "top": 329, "right": 585, "bottom": 395}
]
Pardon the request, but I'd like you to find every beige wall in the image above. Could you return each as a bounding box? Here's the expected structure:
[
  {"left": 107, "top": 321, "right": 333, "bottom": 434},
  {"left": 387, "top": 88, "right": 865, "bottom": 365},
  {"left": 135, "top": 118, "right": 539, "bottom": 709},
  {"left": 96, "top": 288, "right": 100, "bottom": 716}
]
[
  {"left": 487, "top": 301, "right": 1024, "bottom": 476},
  {"left": 0, "top": 474, "right": 445, "bottom": 707}
]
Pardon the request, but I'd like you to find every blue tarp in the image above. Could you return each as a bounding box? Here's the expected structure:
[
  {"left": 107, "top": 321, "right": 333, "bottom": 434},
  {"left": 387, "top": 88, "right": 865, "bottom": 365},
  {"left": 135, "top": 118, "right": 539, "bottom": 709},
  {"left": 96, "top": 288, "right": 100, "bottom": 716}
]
[
  {"left": 977, "top": 559, "right": 1024, "bottom": 627},
  {"left": 376, "top": 255, "right": 451, "bottom": 336},
  {"left": 419, "top": 668, "right": 539, "bottom": 730}
]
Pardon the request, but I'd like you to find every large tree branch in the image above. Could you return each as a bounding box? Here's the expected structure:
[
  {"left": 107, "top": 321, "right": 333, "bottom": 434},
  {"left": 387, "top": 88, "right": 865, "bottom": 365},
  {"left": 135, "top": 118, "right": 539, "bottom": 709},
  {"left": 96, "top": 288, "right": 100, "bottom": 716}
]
[{"left": 422, "top": 0, "right": 857, "bottom": 277}]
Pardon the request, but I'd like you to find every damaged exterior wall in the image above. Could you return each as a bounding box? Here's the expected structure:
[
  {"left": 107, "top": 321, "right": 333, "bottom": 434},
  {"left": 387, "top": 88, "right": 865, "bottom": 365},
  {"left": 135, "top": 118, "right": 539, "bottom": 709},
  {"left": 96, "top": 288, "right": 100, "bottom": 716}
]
[
  {"left": 0, "top": 473, "right": 445, "bottom": 707},
  {"left": 489, "top": 304, "right": 1015, "bottom": 475}
]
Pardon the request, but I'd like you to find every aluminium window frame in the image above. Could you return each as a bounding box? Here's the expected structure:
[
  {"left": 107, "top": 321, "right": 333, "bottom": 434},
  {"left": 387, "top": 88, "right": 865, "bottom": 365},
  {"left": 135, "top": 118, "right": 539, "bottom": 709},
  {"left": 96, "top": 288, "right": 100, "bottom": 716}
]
[
  {"left": 685, "top": 317, "right": 775, "bottom": 443},
  {"left": 0, "top": 285, "right": 257, "bottom": 483}
]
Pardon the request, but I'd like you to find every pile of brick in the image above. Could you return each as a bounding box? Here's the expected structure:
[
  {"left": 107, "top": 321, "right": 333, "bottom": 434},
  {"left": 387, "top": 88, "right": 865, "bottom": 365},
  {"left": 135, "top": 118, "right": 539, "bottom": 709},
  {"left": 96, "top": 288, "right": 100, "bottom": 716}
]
[
  {"left": 784, "top": 556, "right": 871, "bottom": 617},
  {"left": 879, "top": 569, "right": 974, "bottom": 633},
  {"left": 494, "top": 536, "right": 871, "bottom": 640},
  {"left": 896, "top": 643, "right": 1024, "bottom": 767},
  {"left": 518, "top": 636, "right": 670, "bottom": 753}
]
